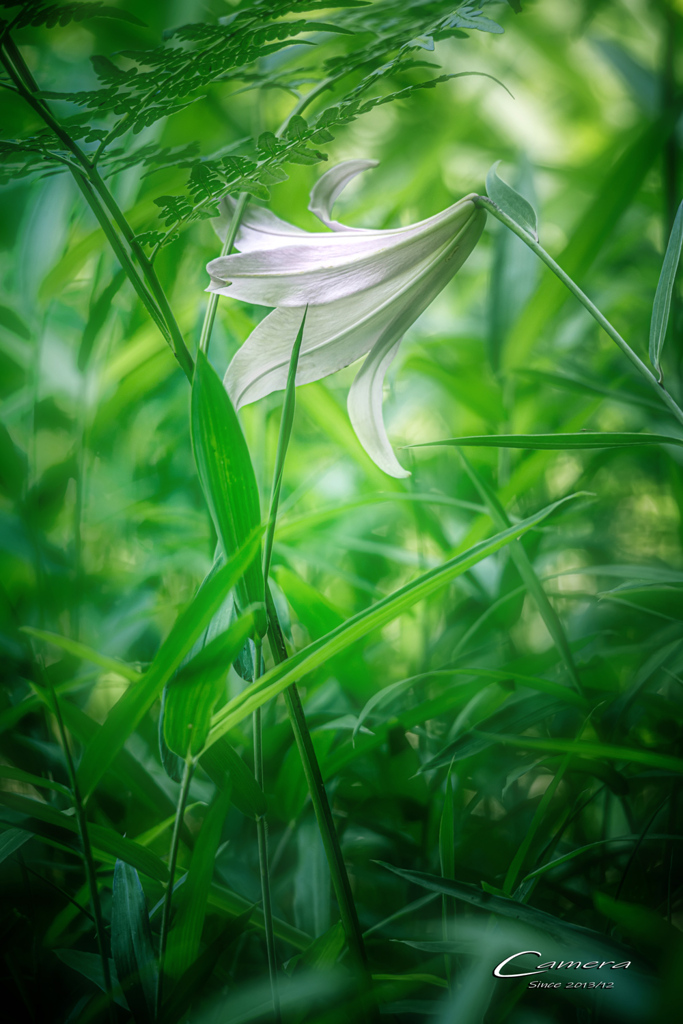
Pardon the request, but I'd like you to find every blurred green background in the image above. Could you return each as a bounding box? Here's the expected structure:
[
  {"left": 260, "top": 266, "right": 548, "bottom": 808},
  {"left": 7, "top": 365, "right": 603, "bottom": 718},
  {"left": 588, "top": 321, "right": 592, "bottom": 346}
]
[{"left": 2, "top": 1, "right": 683, "bottom": 1022}]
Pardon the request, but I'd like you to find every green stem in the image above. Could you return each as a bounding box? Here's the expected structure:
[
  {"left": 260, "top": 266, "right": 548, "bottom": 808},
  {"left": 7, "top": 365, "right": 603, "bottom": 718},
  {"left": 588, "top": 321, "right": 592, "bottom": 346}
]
[
  {"left": 0, "top": 33, "right": 194, "bottom": 381},
  {"left": 199, "top": 192, "right": 250, "bottom": 356},
  {"left": 30, "top": 646, "right": 115, "bottom": 1022},
  {"left": 252, "top": 640, "right": 281, "bottom": 1024},
  {"left": 265, "top": 589, "right": 376, "bottom": 1020},
  {"left": 156, "top": 758, "right": 194, "bottom": 1016},
  {"left": 474, "top": 196, "right": 683, "bottom": 428}
]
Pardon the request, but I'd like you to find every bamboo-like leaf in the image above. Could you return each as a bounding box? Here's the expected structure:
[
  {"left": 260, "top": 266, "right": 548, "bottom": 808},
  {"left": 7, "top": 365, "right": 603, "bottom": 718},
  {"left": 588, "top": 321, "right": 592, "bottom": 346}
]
[
  {"left": 163, "top": 612, "right": 255, "bottom": 758},
  {"left": 377, "top": 862, "right": 607, "bottom": 943},
  {"left": 263, "top": 307, "right": 306, "bottom": 580},
  {"left": 0, "top": 765, "right": 72, "bottom": 800},
  {"left": 78, "top": 538, "right": 261, "bottom": 798},
  {"left": 649, "top": 200, "right": 683, "bottom": 378},
  {"left": 0, "top": 791, "right": 168, "bottom": 880},
  {"left": 111, "top": 860, "right": 157, "bottom": 1024},
  {"left": 353, "top": 666, "right": 586, "bottom": 742},
  {"left": 164, "top": 785, "right": 232, "bottom": 980},
  {"left": 486, "top": 161, "right": 538, "bottom": 240},
  {"left": 200, "top": 739, "right": 266, "bottom": 819},
  {"left": 476, "top": 733, "right": 683, "bottom": 773},
  {"left": 21, "top": 627, "right": 141, "bottom": 682},
  {"left": 53, "top": 951, "right": 126, "bottom": 1008},
  {"left": 191, "top": 350, "right": 266, "bottom": 636},
  {"left": 411, "top": 432, "right": 683, "bottom": 450},
  {"left": 208, "top": 494, "right": 585, "bottom": 744},
  {"left": 0, "top": 827, "right": 32, "bottom": 864},
  {"left": 421, "top": 694, "right": 568, "bottom": 772}
]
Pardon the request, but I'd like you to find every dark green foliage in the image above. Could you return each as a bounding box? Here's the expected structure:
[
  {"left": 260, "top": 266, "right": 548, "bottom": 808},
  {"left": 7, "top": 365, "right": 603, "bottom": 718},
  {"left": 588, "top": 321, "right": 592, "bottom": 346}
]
[{"left": 2, "top": 1, "right": 683, "bottom": 1023}]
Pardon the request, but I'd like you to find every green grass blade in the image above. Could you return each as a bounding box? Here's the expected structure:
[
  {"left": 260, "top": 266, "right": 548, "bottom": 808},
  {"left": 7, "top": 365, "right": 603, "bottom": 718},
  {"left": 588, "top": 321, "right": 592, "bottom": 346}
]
[
  {"left": 200, "top": 738, "right": 266, "bottom": 819},
  {"left": 0, "top": 791, "right": 169, "bottom": 880},
  {"left": 163, "top": 612, "right": 256, "bottom": 758},
  {"left": 377, "top": 862, "right": 609, "bottom": 944},
  {"left": 454, "top": 450, "right": 585, "bottom": 695},
  {"left": 503, "top": 116, "right": 674, "bottom": 371},
  {"left": 164, "top": 785, "right": 232, "bottom": 982},
  {"left": 208, "top": 494, "right": 584, "bottom": 743},
  {"left": 486, "top": 161, "right": 538, "bottom": 239},
  {"left": 650, "top": 199, "right": 683, "bottom": 377},
  {"left": 191, "top": 350, "right": 266, "bottom": 636},
  {"left": 263, "top": 307, "right": 306, "bottom": 581},
  {"left": 20, "top": 628, "right": 141, "bottom": 682},
  {"left": 78, "top": 538, "right": 261, "bottom": 799},
  {"left": 111, "top": 860, "right": 157, "bottom": 1024},
  {"left": 477, "top": 733, "right": 683, "bottom": 773},
  {"left": 410, "top": 432, "right": 683, "bottom": 450}
]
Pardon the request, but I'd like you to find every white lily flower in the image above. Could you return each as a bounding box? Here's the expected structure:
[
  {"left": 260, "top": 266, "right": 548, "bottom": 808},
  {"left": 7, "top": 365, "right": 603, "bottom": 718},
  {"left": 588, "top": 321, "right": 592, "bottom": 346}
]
[{"left": 207, "top": 160, "right": 485, "bottom": 478}]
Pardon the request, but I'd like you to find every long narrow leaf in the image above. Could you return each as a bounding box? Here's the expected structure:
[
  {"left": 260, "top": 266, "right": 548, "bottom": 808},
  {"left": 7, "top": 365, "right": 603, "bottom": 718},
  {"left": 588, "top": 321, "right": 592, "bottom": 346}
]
[
  {"left": 208, "top": 494, "right": 584, "bottom": 744},
  {"left": 111, "top": 860, "right": 157, "bottom": 1024},
  {"left": 78, "top": 538, "right": 261, "bottom": 798},
  {"left": 650, "top": 199, "right": 683, "bottom": 376},
  {"left": 164, "top": 786, "right": 232, "bottom": 981},
  {"left": 191, "top": 351, "right": 266, "bottom": 636},
  {"left": 411, "top": 432, "right": 683, "bottom": 450}
]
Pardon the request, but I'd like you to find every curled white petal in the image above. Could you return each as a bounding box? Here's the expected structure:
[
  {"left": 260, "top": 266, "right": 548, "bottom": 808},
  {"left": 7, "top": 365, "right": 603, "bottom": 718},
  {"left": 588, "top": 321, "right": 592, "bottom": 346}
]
[
  {"left": 225, "top": 209, "right": 487, "bottom": 417},
  {"left": 213, "top": 196, "right": 309, "bottom": 252},
  {"left": 207, "top": 197, "right": 478, "bottom": 307},
  {"left": 347, "top": 335, "right": 408, "bottom": 478},
  {"left": 308, "top": 158, "right": 379, "bottom": 231}
]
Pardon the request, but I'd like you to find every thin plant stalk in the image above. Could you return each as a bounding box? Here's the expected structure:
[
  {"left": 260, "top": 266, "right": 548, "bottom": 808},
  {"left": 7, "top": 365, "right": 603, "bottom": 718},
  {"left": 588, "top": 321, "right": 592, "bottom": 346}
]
[
  {"left": 254, "top": 319, "right": 375, "bottom": 1016},
  {"left": 473, "top": 195, "right": 683, "bottom": 428},
  {"left": 156, "top": 757, "right": 195, "bottom": 1016},
  {"left": 199, "top": 192, "right": 250, "bottom": 357},
  {"left": 252, "top": 640, "right": 281, "bottom": 1024},
  {"left": 0, "top": 32, "right": 194, "bottom": 381},
  {"left": 30, "top": 645, "right": 115, "bottom": 1024}
]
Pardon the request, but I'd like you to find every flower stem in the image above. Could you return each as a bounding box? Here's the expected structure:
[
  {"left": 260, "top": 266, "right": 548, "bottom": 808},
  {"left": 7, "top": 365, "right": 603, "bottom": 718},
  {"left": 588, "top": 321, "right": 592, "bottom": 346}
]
[
  {"left": 252, "top": 640, "right": 281, "bottom": 1024},
  {"left": 474, "top": 195, "right": 683, "bottom": 428},
  {"left": 156, "top": 757, "right": 194, "bottom": 1016},
  {"left": 200, "top": 192, "right": 250, "bottom": 357},
  {"left": 0, "top": 32, "right": 194, "bottom": 382},
  {"left": 29, "top": 645, "right": 115, "bottom": 1023},
  {"left": 265, "top": 590, "right": 376, "bottom": 1020}
]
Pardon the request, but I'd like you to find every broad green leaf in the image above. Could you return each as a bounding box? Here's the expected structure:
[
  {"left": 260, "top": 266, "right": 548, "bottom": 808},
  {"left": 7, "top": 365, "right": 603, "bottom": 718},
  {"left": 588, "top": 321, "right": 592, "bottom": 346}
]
[
  {"left": 53, "top": 951, "right": 126, "bottom": 1009},
  {"left": 78, "top": 539, "right": 261, "bottom": 798},
  {"left": 160, "top": 913, "right": 252, "bottom": 1024},
  {"left": 208, "top": 882, "right": 310, "bottom": 951},
  {"left": 165, "top": 785, "right": 232, "bottom": 980},
  {"left": 200, "top": 739, "right": 266, "bottom": 819},
  {"left": 421, "top": 693, "right": 569, "bottom": 771},
  {"left": 522, "top": 834, "right": 679, "bottom": 885},
  {"left": 353, "top": 667, "right": 585, "bottom": 742},
  {"left": 208, "top": 494, "right": 584, "bottom": 745},
  {"left": 0, "top": 765, "right": 72, "bottom": 800},
  {"left": 263, "top": 307, "right": 307, "bottom": 579},
  {"left": 486, "top": 161, "right": 538, "bottom": 240},
  {"left": 0, "top": 303, "right": 30, "bottom": 339},
  {"left": 378, "top": 863, "right": 606, "bottom": 943},
  {"left": 21, "top": 627, "right": 141, "bottom": 682},
  {"left": 0, "top": 791, "right": 169, "bottom": 880},
  {"left": 191, "top": 351, "right": 266, "bottom": 637},
  {"left": 0, "top": 423, "right": 27, "bottom": 499},
  {"left": 476, "top": 733, "right": 683, "bottom": 774},
  {"left": 649, "top": 200, "right": 683, "bottom": 377},
  {"left": 504, "top": 117, "right": 672, "bottom": 371},
  {"left": 453, "top": 450, "right": 584, "bottom": 696},
  {"left": 111, "top": 861, "right": 157, "bottom": 1024},
  {"left": 0, "top": 827, "right": 32, "bottom": 864},
  {"left": 411, "top": 432, "right": 683, "bottom": 451},
  {"left": 163, "top": 612, "right": 255, "bottom": 758}
]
